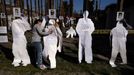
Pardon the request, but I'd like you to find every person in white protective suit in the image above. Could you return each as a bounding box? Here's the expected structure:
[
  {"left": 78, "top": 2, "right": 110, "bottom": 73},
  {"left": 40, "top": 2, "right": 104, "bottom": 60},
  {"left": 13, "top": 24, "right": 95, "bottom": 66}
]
[
  {"left": 76, "top": 10, "right": 95, "bottom": 64},
  {"left": 55, "top": 19, "right": 63, "bottom": 52},
  {"left": 109, "top": 20, "right": 128, "bottom": 67},
  {"left": 11, "top": 17, "right": 31, "bottom": 67},
  {"left": 42, "top": 19, "right": 62, "bottom": 69},
  {"left": 66, "top": 26, "right": 76, "bottom": 38}
]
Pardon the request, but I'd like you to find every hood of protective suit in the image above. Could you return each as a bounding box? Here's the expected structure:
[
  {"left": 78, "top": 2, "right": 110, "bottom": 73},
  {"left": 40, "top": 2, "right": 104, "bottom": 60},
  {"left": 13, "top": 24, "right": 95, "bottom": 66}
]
[
  {"left": 70, "top": 26, "right": 73, "bottom": 29},
  {"left": 116, "top": 21, "right": 124, "bottom": 29},
  {"left": 49, "top": 19, "right": 55, "bottom": 25},
  {"left": 13, "top": 18, "right": 31, "bottom": 32},
  {"left": 41, "top": 18, "right": 46, "bottom": 30},
  {"left": 114, "top": 21, "right": 127, "bottom": 36},
  {"left": 83, "top": 10, "right": 89, "bottom": 19},
  {"left": 56, "top": 19, "right": 59, "bottom": 23},
  {"left": 21, "top": 17, "right": 31, "bottom": 31}
]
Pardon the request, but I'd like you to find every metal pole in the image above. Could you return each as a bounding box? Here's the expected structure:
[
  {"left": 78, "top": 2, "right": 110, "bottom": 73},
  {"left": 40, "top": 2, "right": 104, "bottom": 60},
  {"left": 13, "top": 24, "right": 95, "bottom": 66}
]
[
  {"left": 0, "top": 0, "right": 2, "bottom": 26},
  {"left": 14, "top": 0, "right": 16, "bottom": 6},
  {"left": 0, "top": 17, "right": 1, "bottom": 26},
  {"left": 26, "top": 0, "right": 30, "bottom": 23},
  {"left": 56, "top": 0, "right": 58, "bottom": 16},
  {"left": 30, "top": 0, "right": 33, "bottom": 25},
  {"left": 38, "top": 0, "right": 40, "bottom": 17},
  {"left": 60, "top": 0, "right": 63, "bottom": 16},
  {"left": 9, "top": 0, "right": 12, "bottom": 14},
  {"left": 120, "top": 0, "right": 124, "bottom": 11},
  {"left": 20, "top": 0, "right": 22, "bottom": 11},
  {"left": 20, "top": 0, "right": 24, "bottom": 12},
  {"left": 41, "top": 0, "right": 43, "bottom": 18},
  {"left": 35, "top": 0, "right": 37, "bottom": 13},
  {"left": 44, "top": 0, "right": 46, "bottom": 15},
  {"left": 3, "top": 0, "right": 8, "bottom": 30}
]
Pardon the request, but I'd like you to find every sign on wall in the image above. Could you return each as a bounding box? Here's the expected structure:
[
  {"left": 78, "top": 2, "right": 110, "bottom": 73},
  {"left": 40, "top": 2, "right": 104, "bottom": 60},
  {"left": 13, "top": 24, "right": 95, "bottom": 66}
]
[
  {"left": 0, "top": 26, "right": 8, "bottom": 43},
  {"left": 0, "top": 26, "right": 7, "bottom": 34},
  {"left": 116, "top": 11, "right": 124, "bottom": 21},
  {"left": 0, "top": 13, "right": 6, "bottom": 18},
  {"left": 0, "top": 36, "right": 8, "bottom": 42},
  {"left": 13, "top": 7, "right": 21, "bottom": 17},
  {"left": 49, "top": 9, "right": 56, "bottom": 19}
]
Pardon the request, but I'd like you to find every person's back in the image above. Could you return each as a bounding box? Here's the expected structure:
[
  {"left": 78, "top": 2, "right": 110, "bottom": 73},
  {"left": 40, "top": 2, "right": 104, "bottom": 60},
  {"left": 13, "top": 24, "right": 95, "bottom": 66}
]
[
  {"left": 32, "top": 24, "right": 42, "bottom": 42},
  {"left": 109, "top": 20, "right": 128, "bottom": 67},
  {"left": 42, "top": 19, "right": 61, "bottom": 69},
  {"left": 111, "top": 22, "right": 128, "bottom": 38},
  {"left": 11, "top": 17, "right": 31, "bottom": 67},
  {"left": 12, "top": 19, "right": 24, "bottom": 38}
]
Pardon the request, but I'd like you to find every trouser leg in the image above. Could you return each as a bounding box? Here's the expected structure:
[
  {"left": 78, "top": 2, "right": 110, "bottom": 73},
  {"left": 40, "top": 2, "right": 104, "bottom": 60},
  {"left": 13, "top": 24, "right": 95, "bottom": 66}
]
[
  {"left": 34, "top": 42, "right": 43, "bottom": 66},
  {"left": 85, "top": 39, "right": 92, "bottom": 63},
  {"left": 78, "top": 39, "right": 83, "bottom": 63},
  {"left": 110, "top": 48, "right": 119, "bottom": 63},
  {"left": 49, "top": 51, "right": 56, "bottom": 69},
  {"left": 120, "top": 41, "right": 127, "bottom": 64},
  {"left": 12, "top": 43, "right": 21, "bottom": 66},
  {"left": 71, "top": 33, "right": 73, "bottom": 38},
  {"left": 66, "top": 34, "right": 70, "bottom": 38}
]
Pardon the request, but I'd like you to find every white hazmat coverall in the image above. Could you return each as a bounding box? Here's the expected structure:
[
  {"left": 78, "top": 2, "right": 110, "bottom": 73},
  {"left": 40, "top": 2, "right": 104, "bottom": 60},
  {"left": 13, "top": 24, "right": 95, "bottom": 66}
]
[
  {"left": 76, "top": 11, "right": 95, "bottom": 63},
  {"left": 11, "top": 17, "right": 31, "bottom": 67},
  {"left": 66, "top": 26, "right": 76, "bottom": 38},
  {"left": 109, "top": 21, "right": 128, "bottom": 67},
  {"left": 42, "top": 19, "right": 62, "bottom": 69}
]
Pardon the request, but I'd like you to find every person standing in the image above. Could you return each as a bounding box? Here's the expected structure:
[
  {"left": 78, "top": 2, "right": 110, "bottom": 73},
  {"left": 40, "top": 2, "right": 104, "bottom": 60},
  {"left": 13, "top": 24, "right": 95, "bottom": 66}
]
[
  {"left": 76, "top": 10, "right": 95, "bottom": 64},
  {"left": 42, "top": 19, "right": 62, "bottom": 69},
  {"left": 32, "top": 19, "right": 52, "bottom": 70},
  {"left": 11, "top": 17, "right": 31, "bottom": 67},
  {"left": 109, "top": 20, "right": 128, "bottom": 67},
  {"left": 66, "top": 26, "right": 76, "bottom": 38}
]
